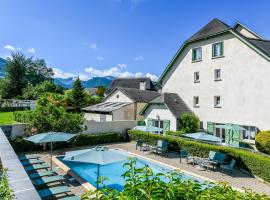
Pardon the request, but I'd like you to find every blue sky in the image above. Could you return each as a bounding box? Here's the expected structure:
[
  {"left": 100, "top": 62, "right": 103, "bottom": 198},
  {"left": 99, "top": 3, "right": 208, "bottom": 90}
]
[{"left": 0, "top": 0, "right": 269, "bottom": 80}]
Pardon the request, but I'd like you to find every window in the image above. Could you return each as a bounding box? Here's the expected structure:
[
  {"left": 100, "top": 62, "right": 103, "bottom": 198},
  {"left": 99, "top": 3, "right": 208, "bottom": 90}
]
[
  {"left": 214, "top": 96, "right": 221, "bottom": 108},
  {"left": 192, "top": 47, "right": 202, "bottom": 61},
  {"left": 116, "top": 94, "right": 119, "bottom": 98},
  {"left": 140, "top": 81, "right": 146, "bottom": 90},
  {"left": 194, "top": 72, "right": 200, "bottom": 83},
  {"left": 212, "top": 42, "right": 224, "bottom": 58},
  {"left": 214, "top": 69, "right": 221, "bottom": 81},
  {"left": 153, "top": 119, "right": 164, "bottom": 134},
  {"left": 193, "top": 96, "right": 199, "bottom": 107}
]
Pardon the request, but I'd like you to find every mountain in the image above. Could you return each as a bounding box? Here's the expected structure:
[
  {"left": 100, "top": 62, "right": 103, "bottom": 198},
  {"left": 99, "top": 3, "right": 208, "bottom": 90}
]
[{"left": 54, "top": 76, "right": 115, "bottom": 89}]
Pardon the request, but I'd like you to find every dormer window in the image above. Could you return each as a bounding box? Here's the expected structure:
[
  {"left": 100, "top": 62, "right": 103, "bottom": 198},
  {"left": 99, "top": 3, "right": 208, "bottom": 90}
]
[
  {"left": 192, "top": 47, "right": 202, "bottom": 62},
  {"left": 140, "top": 81, "right": 146, "bottom": 90},
  {"left": 212, "top": 42, "right": 224, "bottom": 58}
]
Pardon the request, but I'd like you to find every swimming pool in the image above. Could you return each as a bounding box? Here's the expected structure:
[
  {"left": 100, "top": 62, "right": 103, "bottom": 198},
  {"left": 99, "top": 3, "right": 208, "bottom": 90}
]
[{"left": 58, "top": 151, "right": 208, "bottom": 191}]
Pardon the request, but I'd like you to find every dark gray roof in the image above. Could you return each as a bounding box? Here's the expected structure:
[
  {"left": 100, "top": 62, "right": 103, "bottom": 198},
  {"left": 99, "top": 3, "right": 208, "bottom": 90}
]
[
  {"left": 187, "top": 18, "right": 230, "bottom": 42},
  {"left": 106, "top": 87, "right": 161, "bottom": 103},
  {"left": 82, "top": 102, "right": 132, "bottom": 113},
  {"left": 246, "top": 38, "right": 270, "bottom": 56},
  {"left": 146, "top": 93, "right": 191, "bottom": 117},
  {"left": 107, "top": 77, "right": 155, "bottom": 94}
]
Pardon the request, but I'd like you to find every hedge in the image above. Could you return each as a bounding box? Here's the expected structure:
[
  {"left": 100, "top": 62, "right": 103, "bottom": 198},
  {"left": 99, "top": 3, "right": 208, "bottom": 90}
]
[
  {"left": 128, "top": 130, "right": 270, "bottom": 183},
  {"left": 10, "top": 132, "right": 119, "bottom": 153},
  {"left": 0, "top": 107, "right": 30, "bottom": 112},
  {"left": 256, "top": 131, "right": 270, "bottom": 155},
  {"left": 13, "top": 111, "right": 34, "bottom": 123}
]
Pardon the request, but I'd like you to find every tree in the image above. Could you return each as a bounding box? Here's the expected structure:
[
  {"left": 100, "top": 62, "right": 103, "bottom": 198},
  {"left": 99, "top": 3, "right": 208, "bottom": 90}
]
[
  {"left": 256, "top": 131, "right": 270, "bottom": 155},
  {"left": 69, "top": 77, "right": 87, "bottom": 112},
  {"left": 178, "top": 112, "right": 200, "bottom": 133},
  {"left": 22, "top": 81, "right": 64, "bottom": 100},
  {"left": 95, "top": 86, "right": 106, "bottom": 97},
  {"left": 2, "top": 52, "right": 28, "bottom": 98},
  {"left": 29, "top": 93, "right": 83, "bottom": 133},
  {"left": 25, "top": 58, "right": 54, "bottom": 86}
]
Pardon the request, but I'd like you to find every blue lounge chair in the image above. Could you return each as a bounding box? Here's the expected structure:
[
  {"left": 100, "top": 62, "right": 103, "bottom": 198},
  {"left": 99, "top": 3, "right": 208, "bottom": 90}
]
[
  {"left": 152, "top": 140, "right": 168, "bottom": 157},
  {"left": 29, "top": 170, "right": 56, "bottom": 179},
  {"left": 21, "top": 159, "right": 45, "bottom": 166},
  {"left": 179, "top": 150, "right": 188, "bottom": 163},
  {"left": 136, "top": 140, "right": 144, "bottom": 150},
  {"left": 25, "top": 163, "right": 49, "bottom": 172},
  {"left": 207, "top": 151, "right": 226, "bottom": 170},
  {"left": 19, "top": 154, "right": 40, "bottom": 161},
  {"left": 33, "top": 175, "right": 65, "bottom": 187},
  {"left": 38, "top": 186, "right": 70, "bottom": 199},
  {"left": 221, "top": 159, "right": 236, "bottom": 174},
  {"left": 58, "top": 196, "right": 81, "bottom": 200}
]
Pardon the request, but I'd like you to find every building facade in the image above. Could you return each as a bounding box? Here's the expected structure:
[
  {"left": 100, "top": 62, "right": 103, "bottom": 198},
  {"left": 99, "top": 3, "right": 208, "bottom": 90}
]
[{"left": 155, "top": 19, "right": 270, "bottom": 142}]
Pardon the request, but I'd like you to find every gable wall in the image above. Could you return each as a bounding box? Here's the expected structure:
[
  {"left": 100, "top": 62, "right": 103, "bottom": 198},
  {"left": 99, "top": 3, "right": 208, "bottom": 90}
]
[
  {"left": 104, "top": 90, "right": 133, "bottom": 103},
  {"left": 162, "top": 32, "right": 270, "bottom": 130}
]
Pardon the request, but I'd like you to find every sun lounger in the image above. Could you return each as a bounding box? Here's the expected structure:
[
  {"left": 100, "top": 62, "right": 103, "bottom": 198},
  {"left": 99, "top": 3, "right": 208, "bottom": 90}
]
[
  {"left": 18, "top": 154, "right": 40, "bottom": 161},
  {"left": 21, "top": 159, "right": 45, "bottom": 166},
  {"left": 29, "top": 170, "right": 56, "bottom": 179},
  {"left": 33, "top": 175, "right": 65, "bottom": 186},
  {"left": 38, "top": 186, "right": 70, "bottom": 199},
  {"left": 151, "top": 140, "right": 168, "bottom": 157},
  {"left": 58, "top": 196, "right": 81, "bottom": 200},
  {"left": 221, "top": 159, "right": 236, "bottom": 174},
  {"left": 25, "top": 163, "right": 49, "bottom": 172}
]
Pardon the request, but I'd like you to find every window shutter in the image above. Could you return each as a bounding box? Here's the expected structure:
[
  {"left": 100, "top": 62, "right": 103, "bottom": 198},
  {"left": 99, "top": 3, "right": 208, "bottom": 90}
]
[
  {"left": 221, "top": 42, "right": 224, "bottom": 56},
  {"left": 192, "top": 49, "right": 195, "bottom": 61},
  {"left": 163, "top": 120, "right": 170, "bottom": 134},
  {"left": 207, "top": 122, "right": 214, "bottom": 135},
  {"left": 147, "top": 118, "right": 153, "bottom": 127}
]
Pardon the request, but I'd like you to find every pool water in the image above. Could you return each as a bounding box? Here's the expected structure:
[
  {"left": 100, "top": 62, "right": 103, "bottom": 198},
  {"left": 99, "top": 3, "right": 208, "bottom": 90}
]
[{"left": 58, "top": 153, "right": 207, "bottom": 191}]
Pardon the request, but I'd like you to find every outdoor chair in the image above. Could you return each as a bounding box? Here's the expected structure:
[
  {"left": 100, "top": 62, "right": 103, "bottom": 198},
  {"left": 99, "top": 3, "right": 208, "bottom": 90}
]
[
  {"left": 24, "top": 163, "right": 50, "bottom": 172},
  {"left": 152, "top": 140, "right": 168, "bottom": 157},
  {"left": 19, "top": 154, "right": 40, "bottom": 161},
  {"left": 58, "top": 196, "right": 81, "bottom": 200},
  {"left": 38, "top": 186, "right": 71, "bottom": 199},
  {"left": 29, "top": 170, "right": 56, "bottom": 179},
  {"left": 207, "top": 151, "right": 226, "bottom": 170},
  {"left": 21, "top": 159, "right": 45, "bottom": 166},
  {"left": 136, "top": 140, "right": 144, "bottom": 150},
  {"left": 179, "top": 150, "right": 193, "bottom": 163},
  {"left": 33, "top": 175, "right": 65, "bottom": 187},
  {"left": 221, "top": 159, "right": 236, "bottom": 174}
]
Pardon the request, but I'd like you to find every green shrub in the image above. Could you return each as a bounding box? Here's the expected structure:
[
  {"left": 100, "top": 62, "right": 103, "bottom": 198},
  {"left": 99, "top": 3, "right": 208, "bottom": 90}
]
[
  {"left": 13, "top": 111, "right": 34, "bottom": 123},
  {"left": 167, "top": 130, "right": 185, "bottom": 137},
  {"left": 10, "top": 133, "right": 119, "bottom": 153},
  {"left": 0, "top": 170, "right": 14, "bottom": 200},
  {"left": 128, "top": 130, "right": 270, "bottom": 183},
  {"left": 256, "top": 131, "right": 270, "bottom": 154},
  {"left": 178, "top": 112, "right": 200, "bottom": 133},
  {"left": 82, "top": 159, "right": 270, "bottom": 200},
  {"left": 72, "top": 133, "right": 118, "bottom": 147}
]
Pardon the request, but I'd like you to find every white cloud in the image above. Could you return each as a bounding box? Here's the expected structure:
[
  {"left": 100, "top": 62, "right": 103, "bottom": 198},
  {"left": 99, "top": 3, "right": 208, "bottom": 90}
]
[
  {"left": 27, "top": 48, "right": 36, "bottom": 53},
  {"left": 4, "top": 45, "right": 16, "bottom": 51},
  {"left": 84, "top": 66, "right": 158, "bottom": 80},
  {"left": 97, "top": 56, "right": 104, "bottom": 61},
  {"left": 134, "top": 56, "right": 143, "bottom": 62},
  {"left": 89, "top": 43, "right": 98, "bottom": 51},
  {"left": 52, "top": 68, "right": 76, "bottom": 79},
  {"left": 78, "top": 73, "right": 89, "bottom": 81},
  {"left": 117, "top": 63, "right": 127, "bottom": 69}
]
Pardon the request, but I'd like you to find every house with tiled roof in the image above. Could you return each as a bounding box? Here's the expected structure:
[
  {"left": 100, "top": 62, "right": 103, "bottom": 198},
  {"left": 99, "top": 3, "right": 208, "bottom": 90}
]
[{"left": 151, "top": 18, "right": 270, "bottom": 143}]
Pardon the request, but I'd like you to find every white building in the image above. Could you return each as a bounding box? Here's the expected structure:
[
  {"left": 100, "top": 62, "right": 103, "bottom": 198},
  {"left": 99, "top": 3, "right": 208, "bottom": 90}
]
[{"left": 145, "top": 19, "right": 270, "bottom": 143}]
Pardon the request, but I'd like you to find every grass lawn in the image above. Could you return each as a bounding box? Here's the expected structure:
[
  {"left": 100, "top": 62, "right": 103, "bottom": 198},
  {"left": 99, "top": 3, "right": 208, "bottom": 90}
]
[{"left": 0, "top": 112, "right": 17, "bottom": 125}]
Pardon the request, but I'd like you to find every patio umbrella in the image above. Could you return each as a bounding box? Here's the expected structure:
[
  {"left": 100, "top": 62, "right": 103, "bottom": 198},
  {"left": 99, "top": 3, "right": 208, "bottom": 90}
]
[
  {"left": 24, "top": 132, "right": 76, "bottom": 170},
  {"left": 63, "top": 147, "right": 129, "bottom": 188},
  {"left": 215, "top": 124, "right": 246, "bottom": 145},
  {"left": 183, "top": 132, "right": 222, "bottom": 143}
]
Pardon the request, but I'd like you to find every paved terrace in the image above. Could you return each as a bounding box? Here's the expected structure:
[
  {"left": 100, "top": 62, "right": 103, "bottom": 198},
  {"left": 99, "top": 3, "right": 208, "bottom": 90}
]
[
  {"left": 0, "top": 128, "right": 41, "bottom": 200},
  {"left": 31, "top": 142, "right": 270, "bottom": 196}
]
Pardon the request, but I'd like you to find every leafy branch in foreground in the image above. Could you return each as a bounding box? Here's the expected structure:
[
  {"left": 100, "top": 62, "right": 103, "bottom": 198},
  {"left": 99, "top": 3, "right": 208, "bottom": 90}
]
[
  {"left": 81, "top": 158, "right": 270, "bottom": 200},
  {"left": 0, "top": 169, "right": 14, "bottom": 200}
]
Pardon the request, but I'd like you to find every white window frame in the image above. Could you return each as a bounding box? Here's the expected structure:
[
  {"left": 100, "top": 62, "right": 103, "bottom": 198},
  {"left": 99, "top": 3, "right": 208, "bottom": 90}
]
[
  {"left": 193, "top": 96, "right": 199, "bottom": 107},
  {"left": 214, "top": 96, "right": 221, "bottom": 108},
  {"left": 192, "top": 47, "right": 202, "bottom": 62}
]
